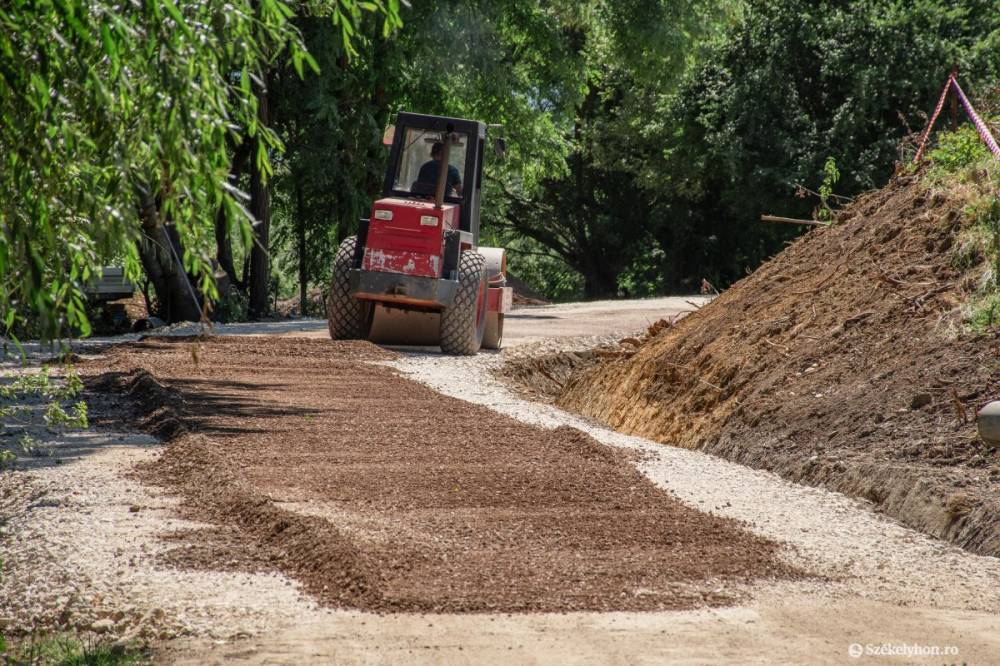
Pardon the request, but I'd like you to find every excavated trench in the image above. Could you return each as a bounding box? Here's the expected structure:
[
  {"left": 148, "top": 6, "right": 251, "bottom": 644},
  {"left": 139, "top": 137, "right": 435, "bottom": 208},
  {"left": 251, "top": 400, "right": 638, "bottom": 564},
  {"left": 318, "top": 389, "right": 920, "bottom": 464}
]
[{"left": 511, "top": 174, "right": 1000, "bottom": 558}]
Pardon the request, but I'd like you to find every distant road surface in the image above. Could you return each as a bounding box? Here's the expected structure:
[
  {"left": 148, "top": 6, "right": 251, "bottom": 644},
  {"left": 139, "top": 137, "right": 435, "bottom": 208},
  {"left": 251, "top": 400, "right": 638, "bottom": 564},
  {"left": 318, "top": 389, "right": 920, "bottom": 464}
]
[
  {"left": 500, "top": 296, "right": 707, "bottom": 345},
  {"left": 220, "top": 296, "right": 710, "bottom": 347}
]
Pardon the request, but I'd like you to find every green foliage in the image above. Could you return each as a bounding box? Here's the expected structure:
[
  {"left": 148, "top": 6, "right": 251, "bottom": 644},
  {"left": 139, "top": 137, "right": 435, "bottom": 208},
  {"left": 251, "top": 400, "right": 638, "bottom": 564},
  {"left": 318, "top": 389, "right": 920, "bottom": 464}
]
[
  {"left": 0, "top": 0, "right": 399, "bottom": 341},
  {"left": 0, "top": 367, "right": 82, "bottom": 401},
  {"left": 981, "top": 196, "right": 1000, "bottom": 283},
  {"left": 275, "top": 0, "right": 1000, "bottom": 299},
  {"left": 968, "top": 292, "right": 1000, "bottom": 332},
  {"left": 931, "top": 145, "right": 1000, "bottom": 331},
  {"left": 18, "top": 434, "right": 41, "bottom": 456},
  {"left": 817, "top": 158, "right": 841, "bottom": 222},
  {"left": 479, "top": 0, "right": 734, "bottom": 298},
  {"left": 963, "top": 194, "right": 1000, "bottom": 331},
  {"left": 61, "top": 369, "right": 83, "bottom": 400},
  {"left": 43, "top": 401, "right": 88, "bottom": 431},
  {"left": 268, "top": 0, "right": 598, "bottom": 299},
  {"left": 617, "top": 246, "right": 668, "bottom": 298},
  {"left": 0, "top": 367, "right": 89, "bottom": 466},
  {"left": 269, "top": 14, "right": 391, "bottom": 294},
  {"left": 6, "top": 0, "right": 1000, "bottom": 312},
  {"left": 0, "top": 404, "right": 25, "bottom": 420},
  {"left": 259, "top": 1, "right": 1000, "bottom": 301},
  {"left": 0, "top": 368, "right": 53, "bottom": 399},
  {"left": 214, "top": 289, "right": 250, "bottom": 324},
  {"left": 2, "top": 633, "right": 145, "bottom": 665},
  {"left": 927, "top": 125, "right": 995, "bottom": 177},
  {"left": 632, "top": 0, "right": 1000, "bottom": 291},
  {"left": 501, "top": 237, "right": 585, "bottom": 302}
]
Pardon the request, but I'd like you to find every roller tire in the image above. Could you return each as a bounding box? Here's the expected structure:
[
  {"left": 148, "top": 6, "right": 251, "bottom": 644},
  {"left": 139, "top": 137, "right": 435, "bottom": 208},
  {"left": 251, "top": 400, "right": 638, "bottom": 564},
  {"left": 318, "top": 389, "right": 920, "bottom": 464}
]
[
  {"left": 440, "top": 251, "right": 488, "bottom": 355},
  {"left": 326, "top": 236, "right": 372, "bottom": 340}
]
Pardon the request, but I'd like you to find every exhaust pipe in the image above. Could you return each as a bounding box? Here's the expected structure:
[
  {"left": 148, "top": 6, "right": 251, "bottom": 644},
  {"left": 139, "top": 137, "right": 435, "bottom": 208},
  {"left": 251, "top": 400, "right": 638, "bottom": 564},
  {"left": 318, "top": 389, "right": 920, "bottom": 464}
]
[{"left": 434, "top": 132, "right": 453, "bottom": 210}]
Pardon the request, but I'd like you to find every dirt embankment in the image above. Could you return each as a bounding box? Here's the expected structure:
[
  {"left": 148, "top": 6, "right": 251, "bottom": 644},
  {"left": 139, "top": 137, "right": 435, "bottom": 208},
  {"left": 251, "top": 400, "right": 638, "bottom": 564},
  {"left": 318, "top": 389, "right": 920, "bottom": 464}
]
[
  {"left": 558, "top": 174, "right": 1000, "bottom": 556},
  {"left": 84, "top": 336, "right": 797, "bottom": 614}
]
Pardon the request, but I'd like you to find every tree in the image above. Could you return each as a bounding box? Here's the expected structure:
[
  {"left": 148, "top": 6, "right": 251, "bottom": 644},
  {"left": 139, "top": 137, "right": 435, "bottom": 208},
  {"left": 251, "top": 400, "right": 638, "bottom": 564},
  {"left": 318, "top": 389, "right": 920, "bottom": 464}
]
[
  {"left": 269, "top": 12, "right": 394, "bottom": 316},
  {"left": 0, "top": 0, "right": 400, "bottom": 340},
  {"left": 636, "top": 0, "right": 1000, "bottom": 291},
  {"left": 492, "top": 0, "right": 1000, "bottom": 297},
  {"left": 487, "top": 0, "right": 738, "bottom": 298}
]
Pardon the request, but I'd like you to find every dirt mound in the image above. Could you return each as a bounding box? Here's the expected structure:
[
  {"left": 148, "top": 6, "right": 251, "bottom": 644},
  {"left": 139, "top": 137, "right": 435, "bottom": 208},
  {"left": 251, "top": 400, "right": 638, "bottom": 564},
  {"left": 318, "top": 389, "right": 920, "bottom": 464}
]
[
  {"left": 506, "top": 272, "right": 550, "bottom": 305},
  {"left": 276, "top": 287, "right": 326, "bottom": 318},
  {"left": 559, "top": 173, "right": 1000, "bottom": 556},
  {"left": 84, "top": 336, "right": 799, "bottom": 613}
]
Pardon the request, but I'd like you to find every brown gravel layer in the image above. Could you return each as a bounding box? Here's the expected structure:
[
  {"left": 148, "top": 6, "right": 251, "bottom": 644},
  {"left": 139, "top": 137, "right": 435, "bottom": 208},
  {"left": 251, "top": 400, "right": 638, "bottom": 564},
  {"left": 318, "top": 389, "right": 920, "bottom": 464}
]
[{"left": 85, "top": 335, "right": 796, "bottom": 613}]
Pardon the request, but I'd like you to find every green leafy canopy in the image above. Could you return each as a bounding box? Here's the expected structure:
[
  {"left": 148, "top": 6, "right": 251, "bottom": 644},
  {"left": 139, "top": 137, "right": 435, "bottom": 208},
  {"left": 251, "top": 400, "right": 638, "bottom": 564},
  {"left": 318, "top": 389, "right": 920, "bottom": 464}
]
[{"left": 0, "top": 0, "right": 400, "bottom": 343}]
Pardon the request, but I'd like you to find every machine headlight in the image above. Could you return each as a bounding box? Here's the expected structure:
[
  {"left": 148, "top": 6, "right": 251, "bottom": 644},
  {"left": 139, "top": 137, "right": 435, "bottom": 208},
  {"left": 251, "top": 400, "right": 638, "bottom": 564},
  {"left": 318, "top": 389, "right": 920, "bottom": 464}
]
[
  {"left": 374, "top": 209, "right": 393, "bottom": 220},
  {"left": 420, "top": 215, "right": 439, "bottom": 226}
]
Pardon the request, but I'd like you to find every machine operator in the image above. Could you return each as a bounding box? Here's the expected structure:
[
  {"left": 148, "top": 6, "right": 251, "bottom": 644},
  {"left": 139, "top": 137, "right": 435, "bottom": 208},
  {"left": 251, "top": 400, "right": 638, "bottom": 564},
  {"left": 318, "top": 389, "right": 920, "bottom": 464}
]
[{"left": 413, "top": 141, "right": 463, "bottom": 197}]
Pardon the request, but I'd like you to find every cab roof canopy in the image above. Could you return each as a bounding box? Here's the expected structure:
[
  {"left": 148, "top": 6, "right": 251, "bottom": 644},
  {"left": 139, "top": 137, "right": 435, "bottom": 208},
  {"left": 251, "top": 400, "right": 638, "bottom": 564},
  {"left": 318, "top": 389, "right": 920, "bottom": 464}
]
[{"left": 382, "top": 112, "right": 488, "bottom": 243}]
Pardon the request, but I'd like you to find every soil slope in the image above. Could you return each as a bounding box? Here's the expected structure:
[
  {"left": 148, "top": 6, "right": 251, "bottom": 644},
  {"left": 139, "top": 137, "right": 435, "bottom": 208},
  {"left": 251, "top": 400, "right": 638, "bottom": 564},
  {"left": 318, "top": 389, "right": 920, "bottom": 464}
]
[
  {"left": 559, "top": 173, "right": 1000, "bottom": 556},
  {"left": 84, "top": 336, "right": 795, "bottom": 613}
]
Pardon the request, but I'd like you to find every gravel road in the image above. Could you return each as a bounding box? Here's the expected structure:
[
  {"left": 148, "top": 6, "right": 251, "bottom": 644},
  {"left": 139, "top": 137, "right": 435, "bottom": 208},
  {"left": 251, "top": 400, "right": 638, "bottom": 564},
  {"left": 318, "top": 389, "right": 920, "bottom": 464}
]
[
  {"left": 2, "top": 297, "right": 1000, "bottom": 664},
  {"left": 85, "top": 336, "right": 793, "bottom": 613}
]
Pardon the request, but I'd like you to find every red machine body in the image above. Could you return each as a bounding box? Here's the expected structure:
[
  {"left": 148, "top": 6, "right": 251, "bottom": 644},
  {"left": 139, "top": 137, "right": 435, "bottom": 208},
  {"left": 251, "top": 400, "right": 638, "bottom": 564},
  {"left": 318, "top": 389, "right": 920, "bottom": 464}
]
[{"left": 363, "top": 198, "right": 460, "bottom": 280}]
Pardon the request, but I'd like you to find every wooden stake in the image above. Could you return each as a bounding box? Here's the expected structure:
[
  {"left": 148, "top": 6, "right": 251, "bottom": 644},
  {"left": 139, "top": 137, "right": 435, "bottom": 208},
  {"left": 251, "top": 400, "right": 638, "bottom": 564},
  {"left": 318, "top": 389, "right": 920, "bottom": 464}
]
[{"left": 760, "top": 214, "right": 829, "bottom": 227}]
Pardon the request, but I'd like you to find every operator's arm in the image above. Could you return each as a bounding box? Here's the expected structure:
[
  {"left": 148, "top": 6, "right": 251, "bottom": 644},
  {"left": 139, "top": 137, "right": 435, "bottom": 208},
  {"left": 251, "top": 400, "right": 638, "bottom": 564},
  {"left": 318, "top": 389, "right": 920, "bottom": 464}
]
[{"left": 450, "top": 165, "right": 463, "bottom": 196}]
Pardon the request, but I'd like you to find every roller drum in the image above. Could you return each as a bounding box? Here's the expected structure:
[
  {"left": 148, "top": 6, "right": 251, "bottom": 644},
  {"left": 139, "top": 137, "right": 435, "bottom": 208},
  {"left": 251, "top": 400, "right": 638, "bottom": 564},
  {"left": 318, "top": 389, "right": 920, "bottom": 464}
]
[{"left": 367, "top": 304, "right": 441, "bottom": 346}]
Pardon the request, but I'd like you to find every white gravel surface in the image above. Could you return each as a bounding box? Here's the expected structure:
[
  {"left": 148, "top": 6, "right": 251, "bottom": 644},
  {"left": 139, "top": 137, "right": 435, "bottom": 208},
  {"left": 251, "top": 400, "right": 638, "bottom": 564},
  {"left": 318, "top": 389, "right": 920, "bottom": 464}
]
[{"left": 0, "top": 435, "right": 328, "bottom": 641}]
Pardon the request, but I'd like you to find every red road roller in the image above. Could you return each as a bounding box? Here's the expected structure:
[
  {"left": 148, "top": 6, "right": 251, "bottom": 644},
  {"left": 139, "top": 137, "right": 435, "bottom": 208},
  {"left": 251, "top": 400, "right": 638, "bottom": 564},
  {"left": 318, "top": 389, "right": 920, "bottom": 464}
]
[{"left": 326, "top": 112, "right": 512, "bottom": 354}]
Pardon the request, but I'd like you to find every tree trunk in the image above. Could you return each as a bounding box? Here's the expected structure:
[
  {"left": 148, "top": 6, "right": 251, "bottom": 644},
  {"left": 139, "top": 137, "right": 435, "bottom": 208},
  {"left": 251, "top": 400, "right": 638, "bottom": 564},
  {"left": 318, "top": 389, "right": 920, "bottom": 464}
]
[
  {"left": 135, "top": 190, "right": 203, "bottom": 323},
  {"left": 215, "top": 140, "right": 252, "bottom": 291},
  {"left": 214, "top": 205, "right": 240, "bottom": 291},
  {"left": 296, "top": 181, "right": 307, "bottom": 316},
  {"left": 579, "top": 243, "right": 620, "bottom": 300},
  {"left": 247, "top": 85, "right": 271, "bottom": 319},
  {"left": 582, "top": 269, "right": 619, "bottom": 300}
]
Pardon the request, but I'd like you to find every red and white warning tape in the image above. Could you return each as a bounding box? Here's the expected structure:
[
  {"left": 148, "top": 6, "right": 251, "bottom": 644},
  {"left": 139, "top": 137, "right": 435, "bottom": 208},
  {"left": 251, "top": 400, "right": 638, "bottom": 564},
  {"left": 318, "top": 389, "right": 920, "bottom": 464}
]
[
  {"left": 914, "top": 73, "right": 1000, "bottom": 162},
  {"left": 913, "top": 75, "right": 954, "bottom": 163},
  {"left": 951, "top": 78, "right": 1000, "bottom": 161}
]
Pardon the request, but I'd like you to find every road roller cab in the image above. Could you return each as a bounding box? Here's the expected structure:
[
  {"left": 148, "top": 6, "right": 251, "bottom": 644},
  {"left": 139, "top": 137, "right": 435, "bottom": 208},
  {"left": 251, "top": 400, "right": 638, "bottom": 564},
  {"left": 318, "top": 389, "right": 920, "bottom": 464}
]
[{"left": 326, "top": 112, "right": 512, "bottom": 354}]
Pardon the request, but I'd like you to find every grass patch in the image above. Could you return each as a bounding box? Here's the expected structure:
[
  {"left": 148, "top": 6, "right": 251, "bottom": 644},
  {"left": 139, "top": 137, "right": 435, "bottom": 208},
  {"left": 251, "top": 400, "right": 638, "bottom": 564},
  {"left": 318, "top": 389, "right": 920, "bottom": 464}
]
[
  {"left": 0, "top": 633, "right": 148, "bottom": 666},
  {"left": 926, "top": 125, "right": 994, "bottom": 181},
  {"left": 924, "top": 125, "right": 1000, "bottom": 331},
  {"left": 967, "top": 291, "right": 1000, "bottom": 333},
  {"left": 960, "top": 195, "right": 1000, "bottom": 331}
]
